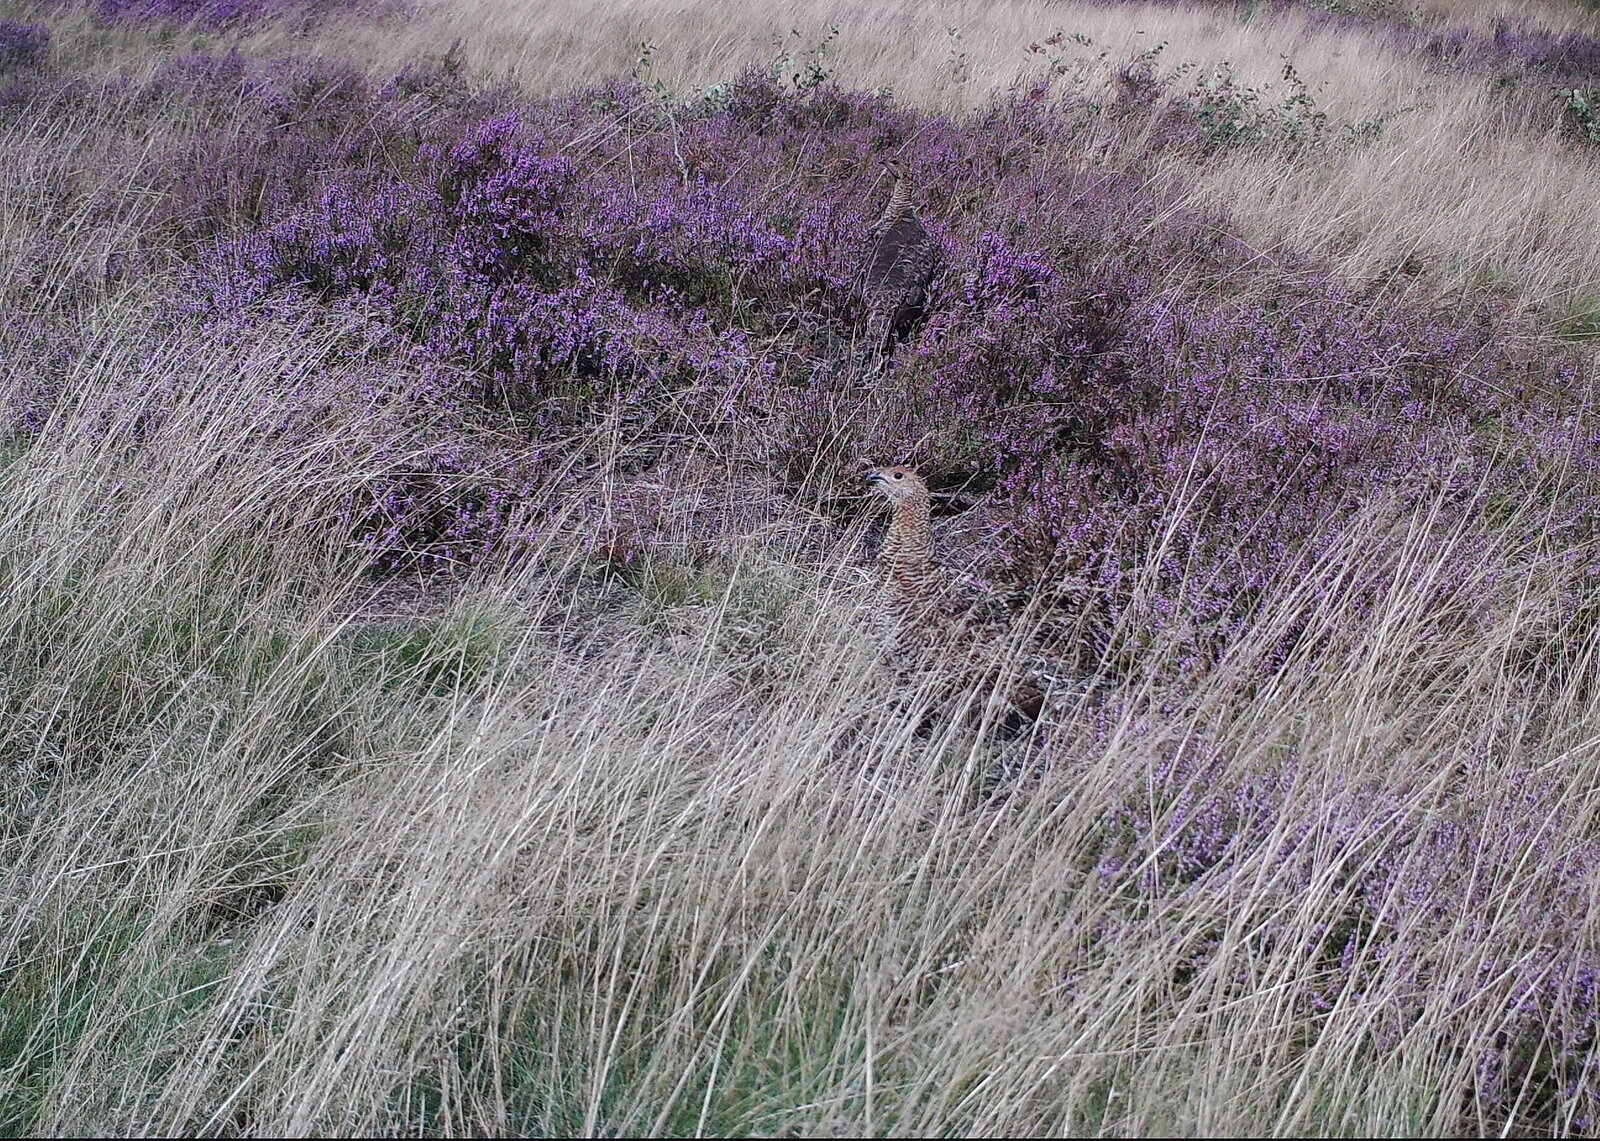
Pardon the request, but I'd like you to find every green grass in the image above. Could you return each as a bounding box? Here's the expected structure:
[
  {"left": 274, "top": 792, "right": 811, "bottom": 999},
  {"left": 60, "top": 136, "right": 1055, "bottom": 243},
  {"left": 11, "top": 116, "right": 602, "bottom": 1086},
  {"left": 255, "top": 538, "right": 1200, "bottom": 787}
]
[
  {"left": 345, "top": 610, "right": 508, "bottom": 697},
  {"left": 0, "top": 0, "right": 1598, "bottom": 1134},
  {"left": 1554, "top": 292, "right": 1600, "bottom": 342}
]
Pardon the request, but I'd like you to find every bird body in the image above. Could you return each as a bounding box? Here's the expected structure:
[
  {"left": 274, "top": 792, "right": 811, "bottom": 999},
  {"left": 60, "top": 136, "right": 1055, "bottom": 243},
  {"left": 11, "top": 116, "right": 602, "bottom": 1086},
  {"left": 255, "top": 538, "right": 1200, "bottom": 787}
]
[
  {"left": 865, "top": 465, "right": 1044, "bottom": 736},
  {"left": 868, "top": 464, "right": 941, "bottom": 629},
  {"left": 860, "top": 159, "right": 938, "bottom": 366}
]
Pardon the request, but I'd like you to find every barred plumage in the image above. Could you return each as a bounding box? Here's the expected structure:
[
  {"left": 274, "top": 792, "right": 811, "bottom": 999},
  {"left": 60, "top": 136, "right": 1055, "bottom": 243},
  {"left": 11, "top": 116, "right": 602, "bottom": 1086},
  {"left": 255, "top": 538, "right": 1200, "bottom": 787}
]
[
  {"left": 859, "top": 158, "right": 938, "bottom": 369},
  {"left": 865, "top": 464, "right": 943, "bottom": 657},
  {"left": 865, "top": 465, "right": 1044, "bottom": 736}
]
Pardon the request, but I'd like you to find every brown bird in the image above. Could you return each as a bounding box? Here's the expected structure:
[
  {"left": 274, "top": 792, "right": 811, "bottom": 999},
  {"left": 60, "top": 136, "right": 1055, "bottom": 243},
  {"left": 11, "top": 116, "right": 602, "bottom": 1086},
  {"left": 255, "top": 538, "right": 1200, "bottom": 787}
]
[
  {"left": 865, "top": 465, "right": 1044, "bottom": 736},
  {"left": 859, "top": 158, "right": 939, "bottom": 369},
  {"left": 865, "top": 464, "right": 943, "bottom": 646}
]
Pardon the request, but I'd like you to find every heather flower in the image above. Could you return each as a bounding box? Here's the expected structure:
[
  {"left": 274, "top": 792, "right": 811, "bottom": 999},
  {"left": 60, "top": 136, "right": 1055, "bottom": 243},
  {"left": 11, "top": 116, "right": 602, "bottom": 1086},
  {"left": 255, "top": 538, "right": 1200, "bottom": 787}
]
[
  {"left": 0, "top": 21, "right": 49, "bottom": 72},
  {"left": 5, "top": 49, "right": 1589, "bottom": 662}
]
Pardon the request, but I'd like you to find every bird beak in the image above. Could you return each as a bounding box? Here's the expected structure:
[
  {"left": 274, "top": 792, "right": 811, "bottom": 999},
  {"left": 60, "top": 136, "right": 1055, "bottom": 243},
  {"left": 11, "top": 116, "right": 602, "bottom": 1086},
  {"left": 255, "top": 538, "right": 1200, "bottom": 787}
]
[{"left": 866, "top": 471, "right": 885, "bottom": 485}]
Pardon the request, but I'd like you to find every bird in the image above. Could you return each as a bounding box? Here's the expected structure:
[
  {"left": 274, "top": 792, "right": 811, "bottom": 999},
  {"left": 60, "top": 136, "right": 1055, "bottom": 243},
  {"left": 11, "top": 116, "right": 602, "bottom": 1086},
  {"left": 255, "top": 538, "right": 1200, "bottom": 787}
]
[
  {"left": 858, "top": 158, "right": 939, "bottom": 370},
  {"left": 864, "top": 464, "right": 942, "bottom": 644},
  {"left": 865, "top": 464, "right": 1044, "bottom": 736}
]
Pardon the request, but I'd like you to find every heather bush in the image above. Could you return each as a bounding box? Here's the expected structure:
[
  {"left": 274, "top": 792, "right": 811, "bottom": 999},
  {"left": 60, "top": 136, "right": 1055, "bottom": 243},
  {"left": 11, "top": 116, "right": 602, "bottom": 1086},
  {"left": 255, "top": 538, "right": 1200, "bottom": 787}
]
[
  {"left": 1086, "top": 727, "right": 1600, "bottom": 1132},
  {"left": 0, "top": 19, "right": 48, "bottom": 69},
  {"left": 3, "top": 33, "right": 1591, "bottom": 656},
  {"left": 1420, "top": 17, "right": 1600, "bottom": 81},
  {"left": 80, "top": 57, "right": 1559, "bottom": 669},
  {"left": 5, "top": 3, "right": 1600, "bottom": 1134}
]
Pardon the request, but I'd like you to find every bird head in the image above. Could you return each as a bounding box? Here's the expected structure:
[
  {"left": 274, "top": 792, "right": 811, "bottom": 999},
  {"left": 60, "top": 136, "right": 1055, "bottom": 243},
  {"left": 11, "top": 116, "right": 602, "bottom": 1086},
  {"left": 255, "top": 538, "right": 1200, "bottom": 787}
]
[
  {"left": 866, "top": 465, "right": 930, "bottom": 503},
  {"left": 880, "top": 155, "right": 908, "bottom": 182}
]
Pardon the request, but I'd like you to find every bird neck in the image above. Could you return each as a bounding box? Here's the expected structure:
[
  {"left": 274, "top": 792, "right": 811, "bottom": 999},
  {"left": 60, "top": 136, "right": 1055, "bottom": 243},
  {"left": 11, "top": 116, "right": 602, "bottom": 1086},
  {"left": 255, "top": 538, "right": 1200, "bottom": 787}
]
[
  {"left": 878, "top": 174, "right": 913, "bottom": 227},
  {"left": 884, "top": 496, "right": 934, "bottom": 579}
]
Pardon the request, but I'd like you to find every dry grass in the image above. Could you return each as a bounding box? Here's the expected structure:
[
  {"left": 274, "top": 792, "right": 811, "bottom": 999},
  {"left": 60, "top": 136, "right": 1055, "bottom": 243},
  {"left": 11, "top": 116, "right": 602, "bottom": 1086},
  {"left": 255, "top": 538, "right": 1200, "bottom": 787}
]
[
  {"left": 5, "top": 0, "right": 1600, "bottom": 1134},
  {"left": 5, "top": 311, "right": 1599, "bottom": 1133},
  {"left": 1183, "top": 98, "right": 1600, "bottom": 315},
  {"left": 265, "top": 0, "right": 1600, "bottom": 321},
  {"left": 292, "top": 0, "right": 1598, "bottom": 113}
]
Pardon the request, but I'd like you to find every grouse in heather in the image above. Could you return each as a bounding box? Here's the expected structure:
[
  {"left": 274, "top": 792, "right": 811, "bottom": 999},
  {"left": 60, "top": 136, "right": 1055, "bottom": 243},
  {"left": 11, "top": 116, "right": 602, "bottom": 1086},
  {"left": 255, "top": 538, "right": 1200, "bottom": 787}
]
[
  {"left": 865, "top": 465, "right": 1044, "bottom": 735},
  {"left": 859, "top": 158, "right": 938, "bottom": 370}
]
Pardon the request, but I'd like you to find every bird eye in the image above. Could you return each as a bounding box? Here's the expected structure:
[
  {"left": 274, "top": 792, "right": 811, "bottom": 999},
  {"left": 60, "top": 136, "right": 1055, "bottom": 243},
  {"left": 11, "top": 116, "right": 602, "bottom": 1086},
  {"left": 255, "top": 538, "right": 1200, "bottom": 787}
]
[{"left": 893, "top": 472, "right": 904, "bottom": 479}]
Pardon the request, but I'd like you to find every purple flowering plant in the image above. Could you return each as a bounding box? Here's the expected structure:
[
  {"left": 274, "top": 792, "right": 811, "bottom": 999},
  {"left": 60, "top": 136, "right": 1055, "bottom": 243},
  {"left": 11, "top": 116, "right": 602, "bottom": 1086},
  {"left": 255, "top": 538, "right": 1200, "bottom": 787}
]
[
  {"left": 3, "top": 38, "right": 1592, "bottom": 640},
  {"left": 0, "top": 19, "right": 49, "bottom": 70},
  {"left": 5, "top": 3, "right": 1600, "bottom": 1131}
]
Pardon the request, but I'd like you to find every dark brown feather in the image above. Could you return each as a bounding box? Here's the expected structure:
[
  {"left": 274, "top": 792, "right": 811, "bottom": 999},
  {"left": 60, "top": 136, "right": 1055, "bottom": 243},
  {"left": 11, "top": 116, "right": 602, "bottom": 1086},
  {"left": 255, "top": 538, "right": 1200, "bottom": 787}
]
[{"left": 860, "top": 163, "right": 938, "bottom": 360}]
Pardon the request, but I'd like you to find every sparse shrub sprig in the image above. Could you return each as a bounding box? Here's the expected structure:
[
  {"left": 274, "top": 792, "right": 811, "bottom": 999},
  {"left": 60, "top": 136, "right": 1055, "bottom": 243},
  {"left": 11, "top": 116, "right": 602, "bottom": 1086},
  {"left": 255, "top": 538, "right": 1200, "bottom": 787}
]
[
  {"left": 1176, "top": 57, "right": 1332, "bottom": 148},
  {"left": 763, "top": 24, "right": 839, "bottom": 95},
  {"left": 1563, "top": 87, "right": 1600, "bottom": 144}
]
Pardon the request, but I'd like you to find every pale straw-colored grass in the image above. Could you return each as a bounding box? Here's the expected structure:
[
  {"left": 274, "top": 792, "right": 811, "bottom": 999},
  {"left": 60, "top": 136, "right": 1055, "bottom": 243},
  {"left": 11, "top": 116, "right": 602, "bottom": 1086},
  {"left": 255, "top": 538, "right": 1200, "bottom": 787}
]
[
  {"left": 301, "top": 0, "right": 1448, "bottom": 117},
  {"left": 3, "top": 303, "right": 1597, "bottom": 1133},
  {"left": 278, "top": 0, "right": 1600, "bottom": 316},
  {"left": 1182, "top": 100, "right": 1600, "bottom": 308},
  {"left": 4, "top": 1, "right": 1600, "bottom": 1134}
]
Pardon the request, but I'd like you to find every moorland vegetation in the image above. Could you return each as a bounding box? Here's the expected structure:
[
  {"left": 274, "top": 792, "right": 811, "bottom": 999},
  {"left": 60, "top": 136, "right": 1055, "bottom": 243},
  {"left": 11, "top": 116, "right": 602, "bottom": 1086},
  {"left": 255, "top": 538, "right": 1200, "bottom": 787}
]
[{"left": 2, "top": 0, "right": 1600, "bottom": 1133}]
